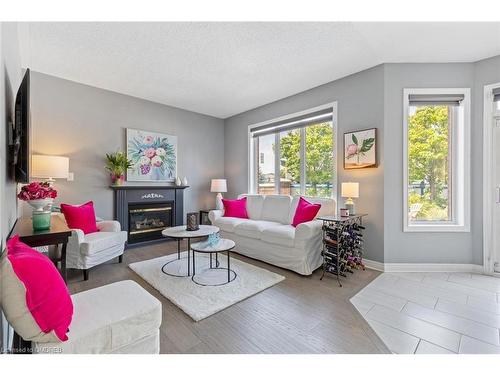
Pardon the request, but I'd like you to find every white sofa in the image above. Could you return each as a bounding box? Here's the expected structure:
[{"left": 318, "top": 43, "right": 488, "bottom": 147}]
[
  {"left": 34, "top": 280, "right": 162, "bottom": 354},
  {"left": 208, "top": 194, "right": 335, "bottom": 275}
]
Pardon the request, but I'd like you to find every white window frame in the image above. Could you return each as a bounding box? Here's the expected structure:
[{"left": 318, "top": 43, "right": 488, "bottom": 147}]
[
  {"left": 482, "top": 82, "right": 500, "bottom": 274},
  {"left": 403, "top": 88, "right": 471, "bottom": 232},
  {"left": 248, "top": 102, "right": 338, "bottom": 200}
]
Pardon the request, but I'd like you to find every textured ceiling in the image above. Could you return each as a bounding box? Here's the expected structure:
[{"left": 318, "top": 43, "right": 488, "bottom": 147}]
[{"left": 19, "top": 22, "right": 500, "bottom": 118}]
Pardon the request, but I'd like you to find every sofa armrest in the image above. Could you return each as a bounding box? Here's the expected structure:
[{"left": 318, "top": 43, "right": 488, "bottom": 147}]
[
  {"left": 67, "top": 228, "right": 85, "bottom": 249},
  {"left": 295, "top": 220, "right": 323, "bottom": 240},
  {"left": 97, "top": 220, "right": 121, "bottom": 232},
  {"left": 208, "top": 210, "right": 223, "bottom": 224}
]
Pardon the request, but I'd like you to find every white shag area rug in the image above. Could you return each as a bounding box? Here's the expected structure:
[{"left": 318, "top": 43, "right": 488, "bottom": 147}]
[{"left": 129, "top": 251, "right": 285, "bottom": 321}]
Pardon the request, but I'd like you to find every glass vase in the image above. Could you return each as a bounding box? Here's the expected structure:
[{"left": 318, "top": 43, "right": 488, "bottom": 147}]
[{"left": 32, "top": 210, "right": 51, "bottom": 231}]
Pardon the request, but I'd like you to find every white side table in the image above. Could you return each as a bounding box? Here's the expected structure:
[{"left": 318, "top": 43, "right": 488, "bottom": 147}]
[{"left": 191, "top": 238, "right": 237, "bottom": 286}]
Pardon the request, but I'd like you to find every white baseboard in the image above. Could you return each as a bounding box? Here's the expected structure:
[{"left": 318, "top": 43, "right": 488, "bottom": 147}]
[
  {"left": 363, "top": 259, "right": 384, "bottom": 272},
  {"left": 363, "top": 259, "right": 483, "bottom": 273}
]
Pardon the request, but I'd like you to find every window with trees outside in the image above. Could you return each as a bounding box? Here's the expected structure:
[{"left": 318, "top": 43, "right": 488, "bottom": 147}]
[
  {"left": 250, "top": 106, "right": 336, "bottom": 199},
  {"left": 403, "top": 89, "right": 470, "bottom": 232}
]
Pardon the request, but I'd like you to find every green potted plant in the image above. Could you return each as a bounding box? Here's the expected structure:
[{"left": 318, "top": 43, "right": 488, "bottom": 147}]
[{"left": 105, "top": 152, "right": 132, "bottom": 185}]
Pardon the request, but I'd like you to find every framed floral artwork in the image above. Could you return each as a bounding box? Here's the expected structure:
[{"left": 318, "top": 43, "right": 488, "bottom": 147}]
[
  {"left": 127, "top": 128, "right": 177, "bottom": 182},
  {"left": 344, "top": 128, "right": 377, "bottom": 169}
]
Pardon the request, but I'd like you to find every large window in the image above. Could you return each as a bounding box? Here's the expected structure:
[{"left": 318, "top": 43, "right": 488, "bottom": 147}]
[
  {"left": 250, "top": 105, "right": 336, "bottom": 198},
  {"left": 403, "top": 89, "right": 470, "bottom": 232}
]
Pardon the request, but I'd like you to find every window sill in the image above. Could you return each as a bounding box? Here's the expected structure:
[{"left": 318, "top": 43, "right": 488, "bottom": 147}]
[{"left": 404, "top": 224, "right": 470, "bottom": 233}]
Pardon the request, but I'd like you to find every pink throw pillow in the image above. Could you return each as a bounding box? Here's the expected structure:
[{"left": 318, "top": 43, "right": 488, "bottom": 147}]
[
  {"left": 292, "top": 197, "right": 321, "bottom": 227},
  {"left": 222, "top": 197, "right": 249, "bottom": 219},
  {"left": 61, "top": 201, "right": 98, "bottom": 234},
  {"left": 0, "top": 235, "right": 73, "bottom": 342}
]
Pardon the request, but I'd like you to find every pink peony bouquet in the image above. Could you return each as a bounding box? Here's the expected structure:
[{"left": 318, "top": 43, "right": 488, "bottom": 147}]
[{"left": 17, "top": 181, "right": 58, "bottom": 201}]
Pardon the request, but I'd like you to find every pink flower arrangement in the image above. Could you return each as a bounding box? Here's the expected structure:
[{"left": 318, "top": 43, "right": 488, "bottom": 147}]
[{"left": 17, "top": 182, "right": 57, "bottom": 201}]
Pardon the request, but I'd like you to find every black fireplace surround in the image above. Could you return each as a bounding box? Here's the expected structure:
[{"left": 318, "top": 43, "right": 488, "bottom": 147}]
[{"left": 111, "top": 185, "right": 188, "bottom": 246}]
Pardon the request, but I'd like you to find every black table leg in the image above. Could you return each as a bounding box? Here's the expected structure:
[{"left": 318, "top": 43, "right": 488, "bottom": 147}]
[
  {"left": 177, "top": 239, "right": 181, "bottom": 259},
  {"left": 210, "top": 253, "right": 213, "bottom": 268},
  {"left": 216, "top": 252, "right": 218, "bottom": 268},
  {"left": 192, "top": 250, "right": 196, "bottom": 277},
  {"left": 227, "top": 250, "right": 230, "bottom": 283},
  {"left": 61, "top": 242, "right": 67, "bottom": 283},
  {"left": 187, "top": 238, "right": 191, "bottom": 276}
]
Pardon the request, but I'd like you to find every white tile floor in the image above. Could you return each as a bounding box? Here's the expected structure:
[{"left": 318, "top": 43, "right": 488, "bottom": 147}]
[{"left": 350, "top": 272, "right": 500, "bottom": 354}]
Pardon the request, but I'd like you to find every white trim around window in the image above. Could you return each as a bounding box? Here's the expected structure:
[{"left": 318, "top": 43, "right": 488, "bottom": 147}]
[
  {"left": 403, "top": 88, "right": 471, "bottom": 232},
  {"left": 247, "top": 102, "right": 338, "bottom": 200},
  {"left": 482, "top": 81, "right": 500, "bottom": 274}
]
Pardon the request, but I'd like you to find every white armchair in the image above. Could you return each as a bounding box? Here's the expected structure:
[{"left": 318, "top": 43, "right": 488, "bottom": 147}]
[{"left": 65, "top": 218, "right": 128, "bottom": 281}]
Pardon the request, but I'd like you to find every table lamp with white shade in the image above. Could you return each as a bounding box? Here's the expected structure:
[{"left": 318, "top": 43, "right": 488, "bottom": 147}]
[
  {"left": 341, "top": 182, "right": 359, "bottom": 215},
  {"left": 211, "top": 179, "right": 227, "bottom": 210},
  {"left": 32, "top": 155, "right": 69, "bottom": 185}
]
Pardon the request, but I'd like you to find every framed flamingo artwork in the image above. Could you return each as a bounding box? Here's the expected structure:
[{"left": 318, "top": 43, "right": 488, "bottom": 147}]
[
  {"left": 344, "top": 128, "right": 377, "bottom": 169},
  {"left": 126, "top": 128, "right": 177, "bottom": 182}
]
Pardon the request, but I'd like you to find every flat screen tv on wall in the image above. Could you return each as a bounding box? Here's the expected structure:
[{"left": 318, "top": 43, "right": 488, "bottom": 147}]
[{"left": 10, "top": 68, "right": 30, "bottom": 183}]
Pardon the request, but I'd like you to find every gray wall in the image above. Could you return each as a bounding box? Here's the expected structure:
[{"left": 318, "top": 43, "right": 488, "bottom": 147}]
[
  {"left": 1, "top": 23, "right": 22, "bottom": 245},
  {"left": 1, "top": 22, "right": 23, "bottom": 353},
  {"left": 383, "top": 63, "right": 476, "bottom": 264},
  {"left": 224, "top": 57, "right": 500, "bottom": 266},
  {"left": 29, "top": 72, "right": 225, "bottom": 221},
  {"left": 224, "top": 65, "right": 386, "bottom": 263}
]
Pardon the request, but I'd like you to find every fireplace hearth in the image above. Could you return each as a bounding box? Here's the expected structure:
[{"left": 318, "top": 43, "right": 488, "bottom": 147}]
[{"left": 111, "top": 184, "right": 188, "bottom": 246}]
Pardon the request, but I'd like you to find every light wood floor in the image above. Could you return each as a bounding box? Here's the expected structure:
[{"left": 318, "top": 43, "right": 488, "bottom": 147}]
[{"left": 66, "top": 240, "right": 390, "bottom": 354}]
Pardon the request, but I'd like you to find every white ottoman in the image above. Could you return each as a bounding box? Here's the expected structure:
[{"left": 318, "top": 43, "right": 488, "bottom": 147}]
[{"left": 34, "top": 280, "right": 162, "bottom": 354}]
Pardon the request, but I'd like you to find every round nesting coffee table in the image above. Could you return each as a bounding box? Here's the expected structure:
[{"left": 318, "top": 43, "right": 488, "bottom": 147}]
[
  {"left": 161, "top": 225, "right": 219, "bottom": 277},
  {"left": 191, "top": 238, "right": 237, "bottom": 286}
]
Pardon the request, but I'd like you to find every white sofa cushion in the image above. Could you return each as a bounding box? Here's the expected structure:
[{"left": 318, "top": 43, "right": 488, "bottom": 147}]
[
  {"left": 34, "top": 280, "right": 161, "bottom": 354},
  {"left": 234, "top": 220, "right": 281, "bottom": 239},
  {"left": 80, "top": 231, "right": 128, "bottom": 256},
  {"left": 288, "top": 196, "right": 336, "bottom": 224},
  {"left": 238, "top": 194, "right": 264, "bottom": 220},
  {"left": 260, "top": 195, "right": 292, "bottom": 224},
  {"left": 261, "top": 225, "right": 295, "bottom": 247},
  {"left": 213, "top": 216, "right": 248, "bottom": 233}
]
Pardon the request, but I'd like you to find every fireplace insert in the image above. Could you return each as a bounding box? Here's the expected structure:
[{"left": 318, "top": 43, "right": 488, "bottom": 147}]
[{"left": 128, "top": 202, "right": 173, "bottom": 243}]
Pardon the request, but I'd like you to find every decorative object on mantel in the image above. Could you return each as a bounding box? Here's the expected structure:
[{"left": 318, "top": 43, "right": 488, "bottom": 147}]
[
  {"left": 175, "top": 177, "right": 182, "bottom": 186},
  {"left": 210, "top": 179, "right": 227, "bottom": 210},
  {"left": 186, "top": 212, "right": 199, "bottom": 231},
  {"left": 344, "top": 128, "right": 377, "bottom": 169},
  {"left": 127, "top": 128, "right": 177, "bottom": 182},
  {"left": 182, "top": 176, "right": 188, "bottom": 186},
  {"left": 32, "top": 155, "right": 69, "bottom": 186},
  {"left": 105, "top": 151, "right": 132, "bottom": 186},
  {"left": 341, "top": 182, "right": 359, "bottom": 215},
  {"left": 17, "top": 182, "right": 57, "bottom": 230}
]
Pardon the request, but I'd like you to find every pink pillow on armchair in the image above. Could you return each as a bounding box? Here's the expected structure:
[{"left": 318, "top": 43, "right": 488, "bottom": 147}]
[
  {"left": 61, "top": 200, "right": 98, "bottom": 234},
  {"left": 0, "top": 235, "right": 73, "bottom": 342},
  {"left": 222, "top": 197, "right": 249, "bottom": 219},
  {"left": 292, "top": 197, "right": 321, "bottom": 227}
]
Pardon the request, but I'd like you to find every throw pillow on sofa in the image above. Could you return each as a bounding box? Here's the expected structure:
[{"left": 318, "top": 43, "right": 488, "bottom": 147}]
[
  {"left": 0, "top": 235, "right": 73, "bottom": 342},
  {"left": 292, "top": 197, "right": 321, "bottom": 227},
  {"left": 61, "top": 200, "right": 99, "bottom": 234},
  {"left": 222, "top": 197, "right": 249, "bottom": 219}
]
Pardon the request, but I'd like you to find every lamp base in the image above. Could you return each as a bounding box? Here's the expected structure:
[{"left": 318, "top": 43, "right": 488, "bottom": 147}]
[
  {"left": 345, "top": 198, "right": 355, "bottom": 215},
  {"left": 215, "top": 193, "right": 224, "bottom": 210}
]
